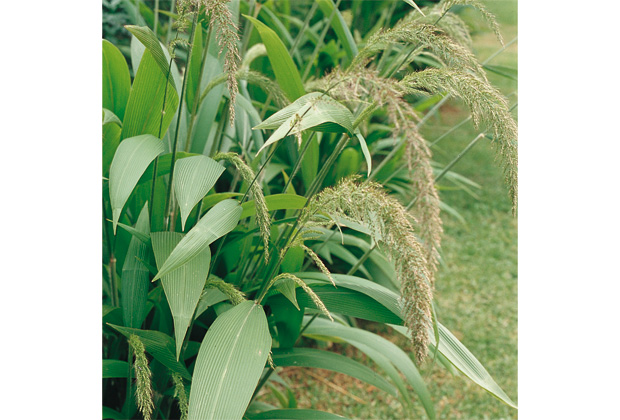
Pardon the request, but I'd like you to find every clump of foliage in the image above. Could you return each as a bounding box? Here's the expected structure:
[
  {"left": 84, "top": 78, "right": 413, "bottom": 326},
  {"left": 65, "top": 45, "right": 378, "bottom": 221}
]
[{"left": 102, "top": 0, "right": 517, "bottom": 419}]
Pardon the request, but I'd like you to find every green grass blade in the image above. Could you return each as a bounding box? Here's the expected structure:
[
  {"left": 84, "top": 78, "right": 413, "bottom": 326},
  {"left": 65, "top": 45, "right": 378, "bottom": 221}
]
[
  {"left": 152, "top": 199, "right": 242, "bottom": 281},
  {"left": 121, "top": 50, "right": 179, "bottom": 140},
  {"left": 173, "top": 156, "right": 225, "bottom": 230},
  {"left": 152, "top": 232, "right": 211, "bottom": 360},
  {"left": 240, "top": 193, "right": 307, "bottom": 219},
  {"left": 102, "top": 40, "right": 131, "bottom": 121},
  {"left": 317, "top": 0, "right": 358, "bottom": 63},
  {"left": 120, "top": 203, "right": 151, "bottom": 329},
  {"left": 125, "top": 25, "right": 177, "bottom": 90},
  {"left": 185, "top": 22, "right": 203, "bottom": 110},
  {"left": 107, "top": 324, "right": 191, "bottom": 380},
  {"left": 103, "top": 360, "right": 130, "bottom": 379},
  {"left": 109, "top": 134, "right": 165, "bottom": 232},
  {"left": 272, "top": 348, "right": 397, "bottom": 397},
  {"left": 243, "top": 15, "right": 305, "bottom": 101},
  {"left": 188, "top": 301, "right": 271, "bottom": 420},
  {"left": 391, "top": 323, "right": 517, "bottom": 409},
  {"left": 305, "top": 318, "right": 435, "bottom": 419},
  {"left": 249, "top": 409, "right": 347, "bottom": 419}
]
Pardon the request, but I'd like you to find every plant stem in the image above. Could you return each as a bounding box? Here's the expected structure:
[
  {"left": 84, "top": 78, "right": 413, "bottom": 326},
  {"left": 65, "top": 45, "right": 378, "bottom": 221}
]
[{"left": 154, "top": 0, "right": 159, "bottom": 36}]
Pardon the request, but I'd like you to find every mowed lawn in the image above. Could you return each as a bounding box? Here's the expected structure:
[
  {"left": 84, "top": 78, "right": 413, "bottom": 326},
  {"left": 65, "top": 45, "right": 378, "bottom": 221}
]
[{"left": 257, "top": 1, "right": 518, "bottom": 418}]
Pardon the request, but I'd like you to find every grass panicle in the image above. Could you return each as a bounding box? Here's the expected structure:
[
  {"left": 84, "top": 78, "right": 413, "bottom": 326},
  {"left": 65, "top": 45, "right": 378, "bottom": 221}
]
[
  {"left": 205, "top": 277, "right": 246, "bottom": 305},
  {"left": 269, "top": 273, "right": 333, "bottom": 321},
  {"left": 213, "top": 152, "right": 271, "bottom": 261},
  {"left": 129, "top": 335, "right": 154, "bottom": 420},
  {"left": 236, "top": 69, "right": 289, "bottom": 108},
  {"left": 353, "top": 21, "right": 487, "bottom": 82},
  {"left": 438, "top": 0, "right": 504, "bottom": 45},
  {"left": 401, "top": 68, "right": 518, "bottom": 210},
  {"left": 204, "top": 0, "right": 240, "bottom": 124},
  {"left": 314, "top": 68, "right": 443, "bottom": 284},
  {"left": 302, "top": 177, "right": 433, "bottom": 362},
  {"left": 171, "top": 371, "right": 189, "bottom": 420}
]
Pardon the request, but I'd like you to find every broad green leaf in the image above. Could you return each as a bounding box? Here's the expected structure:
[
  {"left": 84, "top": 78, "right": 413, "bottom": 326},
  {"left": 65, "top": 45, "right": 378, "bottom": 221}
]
[
  {"left": 153, "top": 199, "right": 242, "bottom": 281},
  {"left": 190, "top": 55, "right": 224, "bottom": 154},
  {"left": 109, "top": 134, "right": 164, "bottom": 232},
  {"left": 152, "top": 232, "right": 211, "bottom": 360},
  {"left": 272, "top": 348, "right": 397, "bottom": 396},
  {"left": 107, "top": 324, "right": 191, "bottom": 380},
  {"left": 103, "top": 111, "right": 122, "bottom": 178},
  {"left": 173, "top": 155, "right": 225, "bottom": 230},
  {"left": 121, "top": 50, "right": 179, "bottom": 140},
  {"left": 240, "top": 193, "right": 307, "bottom": 219},
  {"left": 102, "top": 40, "right": 131, "bottom": 121},
  {"left": 121, "top": 203, "right": 151, "bottom": 329},
  {"left": 244, "top": 15, "right": 305, "bottom": 101},
  {"left": 102, "top": 359, "right": 130, "bottom": 378},
  {"left": 193, "top": 287, "right": 229, "bottom": 320},
  {"left": 249, "top": 409, "right": 347, "bottom": 419},
  {"left": 125, "top": 25, "right": 176, "bottom": 90},
  {"left": 188, "top": 301, "right": 271, "bottom": 420},
  {"left": 200, "top": 193, "right": 243, "bottom": 215},
  {"left": 136, "top": 152, "right": 198, "bottom": 185},
  {"left": 317, "top": 0, "right": 358, "bottom": 63},
  {"left": 305, "top": 318, "right": 435, "bottom": 419},
  {"left": 298, "top": 273, "right": 403, "bottom": 320},
  {"left": 391, "top": 323, "right": 517, "bottom": 409},
  {"left": 254, "top": 92, "right": 355, "bottom": 154},
  {"left": 268, "top": 293, "right": 304, "bottom": 348}
]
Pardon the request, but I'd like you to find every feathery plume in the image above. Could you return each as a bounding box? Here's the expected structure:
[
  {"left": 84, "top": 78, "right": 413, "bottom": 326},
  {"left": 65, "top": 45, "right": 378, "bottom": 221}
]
[
  {"left": 204, "top": 0, "right": 240, "bottom": 125},
  {"left": 353, "top": 22, "right": 487, "bottom": 82},
  {"left": 302, "top": 178, "right": 433, "bottom": 362},
  {"left": 401, "top": 68, "right": 518, "bottom": 210},
  {"left": 213, "top": 152, "right": 271, "bottom": 261},
  {"left": 313, "top": 68, "right": 443, "bottom": 284},
  {"left": 205, "top": 277, "right": 246, "bottom": 305},
  {"left": 438, "top": 0, "right": 503, "bottom": 45},
  {"left": 171, "top": 371, "right": 189, "bottom": 420},
  {"left": 128, "top": 335, "right": 154, "bottom": 420}
]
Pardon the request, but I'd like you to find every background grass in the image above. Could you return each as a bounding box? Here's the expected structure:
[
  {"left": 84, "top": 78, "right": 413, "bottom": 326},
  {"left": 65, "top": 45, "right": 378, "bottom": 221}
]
[{"left": 257, "top": 1, "right": 517, "bottom": 418}]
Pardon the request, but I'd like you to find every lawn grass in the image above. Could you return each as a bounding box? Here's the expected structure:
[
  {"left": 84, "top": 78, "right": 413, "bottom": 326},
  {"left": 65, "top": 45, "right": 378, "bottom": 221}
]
[{"left": 257, "top": 2, "right": 518, "bottom": 418}]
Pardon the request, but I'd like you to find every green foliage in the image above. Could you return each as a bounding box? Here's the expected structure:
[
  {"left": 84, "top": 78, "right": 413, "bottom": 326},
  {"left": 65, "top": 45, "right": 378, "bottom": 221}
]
[{"left": 102, "top": 1, "right": 517, "bottom": 418}]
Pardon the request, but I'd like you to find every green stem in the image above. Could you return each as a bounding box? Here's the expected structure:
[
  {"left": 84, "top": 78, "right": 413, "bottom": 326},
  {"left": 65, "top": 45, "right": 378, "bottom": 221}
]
[
  {"left": 154, "top": 0, "right": 159, "bottom": 36},
  {"left": 250, "top": 366, "right": 274, "bottom": 403}
]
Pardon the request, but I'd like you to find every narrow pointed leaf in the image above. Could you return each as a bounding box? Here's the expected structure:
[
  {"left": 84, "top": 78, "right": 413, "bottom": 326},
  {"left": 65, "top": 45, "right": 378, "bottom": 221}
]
[
  {"left": 153, "top": 199, "right": 242, "bottom": 281},
  {"left": 125, "top": 25, "right": 176, "bottom": 89},
  {"left": 355, "top": 130, "right": 372, "bottom": 176},
  {"left": 121, "top": 49, "right": 179, "bottom": 140},
  {"left": 121, "top": 203, "right": 151, "bottom": 329},
  {"left": 391, "top": 323, "right": 517, "bottom": 408},
  {"left": 152, "top": 232, "right": 210, "bottom": 359},
  {"left": 243, "top": 15, "right": 305, "bottom": 101},
  {"left": 173, "top": 156, "right": 225, "bottom": 230},
  {"left": 305, "top": 318, "right": 435, "bottom": 419},
  {"left": 403, "top": 0, "right": 425, "bottom": 15},
  {"left": 107, "top": 324, "right": 191, "bottom": 380},
  {"left": 102, "top": 40, "right": 131, "bottom": 121},
  {"left": 188, "top": 301, "right": 271, "bottom": 420},
  {"left": 272, "top": 348, "right": 397, "bottom": 397},
  {"left": 317, "top": 0, "right": 358, "bottom": 62},
  {"left": 109, "top": 134, "right": 164, "bottom": 232}
]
